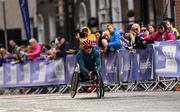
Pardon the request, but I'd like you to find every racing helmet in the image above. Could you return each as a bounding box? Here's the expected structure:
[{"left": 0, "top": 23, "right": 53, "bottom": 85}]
[{"left": 81, "top": 39, "right": 93, "bottom": 48}]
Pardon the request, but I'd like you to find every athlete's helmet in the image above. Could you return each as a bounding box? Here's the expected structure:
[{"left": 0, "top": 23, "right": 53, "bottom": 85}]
[{"left": 81, "top": 39, "right": 93, "bottom": 48}]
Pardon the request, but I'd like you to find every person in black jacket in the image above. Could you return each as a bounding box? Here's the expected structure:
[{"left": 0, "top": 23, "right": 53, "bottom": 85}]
[
  {"left": 9, "top": 40, "right": 19, "bottom": 54},
  {"left": 56, "top": 37, "right": 71, "bottom": 57}
]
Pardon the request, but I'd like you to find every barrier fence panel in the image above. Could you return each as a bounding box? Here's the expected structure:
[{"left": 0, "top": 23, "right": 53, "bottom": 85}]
[
  {"left": 0, "top": 58, "right": 66, "bottom": 88},
  {"left": 114, "top": 45, "right": 155, "bottom": 92},
  {"left": 63, "top": 54, "right": 77, "bottom": 93},
  {"left": 65, "top": 54, "right": 76, "bottom": 84},
  {"left": 129, "top": 45, "right": 155, "bottom": 91},
  {"left": 118, "top": 50, "right": 131, "bottom": 82},
  {"left": 96, "top": 52, "right": 119, "bottom": 92},
  {"left": 155, "top": 41, "right": 180, "bottom": 77},
  {"left": 1, "top": 41, "right": 180, "bottom": 94},
  {"left": 137, "top": 45, "right": 155, "bottom": 81},
  {"left": 153, "top": 41, "right": 180, "bottom": 90},
  {"left": 114, "top": 50, "right": 133, "bottom": 92},
  {"left": 101, "top": 52, "right": 119, "bottom": 84}
]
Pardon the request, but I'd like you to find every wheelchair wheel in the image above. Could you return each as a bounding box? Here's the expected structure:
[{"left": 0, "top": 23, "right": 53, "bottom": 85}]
[
  {"left": 70, "top": 72, "right": 79, "bottom": 98},
  {"left": 96, "top": 73, "right": 104, "bottom": 98}
]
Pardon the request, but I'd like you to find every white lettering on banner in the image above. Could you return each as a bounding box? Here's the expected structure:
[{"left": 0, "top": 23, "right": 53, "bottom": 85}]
[
  {"left": 33, "top": 62, "right": 46, "bottom": 83},
  {"left": 137, "top": 54, "right": 140, "bottom": 73},
  {"left": 157, "top": 52, "right": 166, "bottom": 61},
  {"left": 54, "top": 59, "right": 65, "bottom": 81},
  {"left": 157, "top": 46, "right": 177, "bottom": 73},
  {"left": 119, "top": 56, "right": 131, "bottom": 72},
  {"left": 48, "top": 59, "right": 65, "bottom": 82},
  {"left": 124, "top": 63, "right": 131, "bottom": 71},
  {"left": 6, "top": 65, "right": 17, "bottom": 84},
  {"left": 139, "top": 56, "right": 152, "bottom": 69},
  {"left": 19, "top": 63, "right": 30, "bottom": 84},
  {"left": 107, "top": 64, "right": 117, "bottom": 73},
  {"left": 105, "top": 57, "right": 117, "bottom": 74},
  {"left": 140, "top": 61, "right": 152, "bottom": 69},
  {"left": 0, "top": 67, "right": 3, "bottom": 85},
  {"left": 120, "top": 58, "right": 124, "bottom": 74}
]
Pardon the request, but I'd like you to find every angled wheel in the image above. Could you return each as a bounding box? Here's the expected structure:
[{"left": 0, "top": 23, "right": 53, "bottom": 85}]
[
  {"left": 70, "top": 72, "right": 79, "bottom": 98},
  {"left": 96, "top": 72, "right": 104, "bottom": 99}
]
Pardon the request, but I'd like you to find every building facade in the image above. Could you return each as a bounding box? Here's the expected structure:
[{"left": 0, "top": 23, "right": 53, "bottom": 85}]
[
  {"left": 0, "top": 0, "right": 37, "bottom": 49},
  {"left": 175, "top": 0, "right": 180, "bottom": 31},
  {"left": 0, "top": 0, "right": 179, "bottom": 49},
  {"left": 73, "top": 0, "right": 176, "bottom": 32}
]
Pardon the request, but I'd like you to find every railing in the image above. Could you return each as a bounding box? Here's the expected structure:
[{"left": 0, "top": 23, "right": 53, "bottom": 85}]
[{"left": 0, "top": 41, "right": 180, "bottom": 94}]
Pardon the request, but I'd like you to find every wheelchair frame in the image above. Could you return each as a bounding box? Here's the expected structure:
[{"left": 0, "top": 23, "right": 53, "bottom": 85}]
[{"left": 70, "top": 63, "right": 104, "bottom": 98}]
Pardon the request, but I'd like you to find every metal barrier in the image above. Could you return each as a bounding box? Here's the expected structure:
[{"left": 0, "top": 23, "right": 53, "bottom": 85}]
[{"left": 0, "top": 41, "right": 180, "bottom": 95}]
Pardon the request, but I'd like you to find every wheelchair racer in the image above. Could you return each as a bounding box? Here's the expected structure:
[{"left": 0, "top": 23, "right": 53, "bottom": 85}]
[{"left": 76, "top": 39, "right": 101, "bottom": 81}]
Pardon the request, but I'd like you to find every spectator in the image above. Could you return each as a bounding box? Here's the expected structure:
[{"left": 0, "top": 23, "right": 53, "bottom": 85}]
[
  {"left": 0, "top": 48, "right": 8, "bottom": 66},
  {"left": 141, "top": 25, "right": 149, "bottom": 37},
  {"left": 0, "top": 48, "right": 9, "bottom": 61},
  {"left": 147, "top": 24, "right": 156, "bottom": 35},
  {"left": 45, "top": 40, "right": 58, "bottom": 59},
  {"left": 95, "top": 31, "right": 102, "bottom": 42},
  {"left": 144, "top": 22, "right": 176, "bottom": 42},
  {"left": 56, "top": 37, "right": 71, "bottom": 57},
  {"left": 18, "top": 45, "right": 29, "bottom": 62},
  {"left": 121, "top": 24, "right": 134, "bottom": 47},
  {"left": 70, "top": 30, "right": 81, "bottom": 53},
  {"left": 8, "top": 40, "right": 21, "bottom": 61},
  {"left": 164, "top": 18, "right": 180, "bottom": 39},
  {"left": 26, "top": 38, "right": 42, "bottom": 60},
  {"left": 98, "top": 31, "right": 110, "bottom": 54},
  {"left": 81, "top": 27, "right": 96, "bottom": 42},
  {"left": 106, "top": 24, "right": 121, "bottom": 52},
  {"left": 93, "top": 30, "right": 103, "bottom": 50},
  {"left": 9, "top": 40, "right": 18, "bottom": 54},
  {"left": 128, "top": 23, "right": 146, "bottom": 49}
]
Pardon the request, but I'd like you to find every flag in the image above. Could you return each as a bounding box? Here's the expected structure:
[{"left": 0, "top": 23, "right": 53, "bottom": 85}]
[{"left": 19, "top": 0, "right": 31, "bottom": 40}]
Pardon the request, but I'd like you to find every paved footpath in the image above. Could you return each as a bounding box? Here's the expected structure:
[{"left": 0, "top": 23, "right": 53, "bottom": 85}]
[{"left": 0, "top": 91, "right": 180, "bottom": 112}]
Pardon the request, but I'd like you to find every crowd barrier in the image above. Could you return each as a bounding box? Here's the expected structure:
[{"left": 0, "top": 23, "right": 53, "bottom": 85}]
[{"left": 0, "top": 41, "right": 180, "bottom": 94}]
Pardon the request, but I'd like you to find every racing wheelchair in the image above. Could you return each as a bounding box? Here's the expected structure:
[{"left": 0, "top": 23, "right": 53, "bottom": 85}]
[{"left": 70, "top": 64, "right": 104, "bottom": 98}]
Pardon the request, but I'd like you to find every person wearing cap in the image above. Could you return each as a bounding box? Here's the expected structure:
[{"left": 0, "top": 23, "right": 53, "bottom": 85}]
[{"left": 76, "top": 39, "right": 101, "bottom": 81}]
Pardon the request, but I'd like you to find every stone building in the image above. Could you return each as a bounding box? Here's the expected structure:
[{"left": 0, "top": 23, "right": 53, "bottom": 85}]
[
  {"left": 0, "top": 0, "right": 179, "bottom": 49},
  {"left": 0, "top": 0, "right": 37, "bottom": 49},
  {"left": 73, "top": 0, "right": 178, "bottom": 32},
  {"left": 175, "top": 0, "right": 180, "bottom": 31}
]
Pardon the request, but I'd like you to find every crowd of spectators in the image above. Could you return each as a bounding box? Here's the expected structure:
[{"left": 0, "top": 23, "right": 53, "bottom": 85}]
[{"left": 0, "top": 18, "right": 179, "bottom": 66}]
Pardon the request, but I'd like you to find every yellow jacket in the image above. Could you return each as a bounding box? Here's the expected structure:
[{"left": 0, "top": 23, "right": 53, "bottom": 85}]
[{"left": 80, "top": 27, "right": 96, "bottom": 43}]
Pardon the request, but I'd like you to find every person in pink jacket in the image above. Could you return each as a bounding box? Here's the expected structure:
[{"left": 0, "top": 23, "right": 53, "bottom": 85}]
[
  {"left": 144, "top": 22, "right": 176, "bottom": 42},
  {"left": 27, "top": 38, "right": 41, "bottom": 59}
]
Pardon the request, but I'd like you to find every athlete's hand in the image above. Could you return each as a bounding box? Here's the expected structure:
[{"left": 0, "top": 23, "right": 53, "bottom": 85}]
[{"left": 88, "top": 71, "right": 93, "bottom": 79}]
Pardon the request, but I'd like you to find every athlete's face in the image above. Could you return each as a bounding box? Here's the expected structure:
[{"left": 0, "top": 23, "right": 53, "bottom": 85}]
[{"left": 83, "top": 46, "right": 92, "bottom": 54}]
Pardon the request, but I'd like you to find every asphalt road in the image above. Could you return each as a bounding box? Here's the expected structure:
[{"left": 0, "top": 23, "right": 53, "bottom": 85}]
[{"left": 0, "top": 91, "right": 180, "bottom": 112}]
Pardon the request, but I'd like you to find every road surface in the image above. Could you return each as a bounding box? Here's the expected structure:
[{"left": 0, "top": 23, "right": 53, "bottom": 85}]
[{"left": 0, "top": 91, "right": 180, "bottom": 112}]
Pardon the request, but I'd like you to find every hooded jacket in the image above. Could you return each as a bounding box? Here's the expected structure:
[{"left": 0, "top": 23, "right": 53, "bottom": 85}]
[
  {"left": 80, "top": 27, "right": 96, "bottom": 42},
  {"left": 108, "top": 27, "right": 121, "bottom": 50}
]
